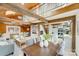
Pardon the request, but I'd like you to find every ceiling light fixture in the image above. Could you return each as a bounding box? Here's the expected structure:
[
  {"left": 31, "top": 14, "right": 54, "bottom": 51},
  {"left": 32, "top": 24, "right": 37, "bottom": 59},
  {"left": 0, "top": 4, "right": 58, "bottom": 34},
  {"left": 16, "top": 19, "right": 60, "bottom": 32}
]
[
  {"left": 18, "top": 16, "right": 22, "bottom": 19},
  {"left": 5, "top": 11, "right": 16, "bottom": 15}
]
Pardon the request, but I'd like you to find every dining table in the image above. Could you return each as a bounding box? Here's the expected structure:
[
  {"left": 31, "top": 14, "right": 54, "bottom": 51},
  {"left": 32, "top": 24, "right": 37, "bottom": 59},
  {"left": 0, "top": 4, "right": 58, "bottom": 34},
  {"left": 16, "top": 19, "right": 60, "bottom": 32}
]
[{"left": 23, "top": 42, "right": 60, "bottom": 56}]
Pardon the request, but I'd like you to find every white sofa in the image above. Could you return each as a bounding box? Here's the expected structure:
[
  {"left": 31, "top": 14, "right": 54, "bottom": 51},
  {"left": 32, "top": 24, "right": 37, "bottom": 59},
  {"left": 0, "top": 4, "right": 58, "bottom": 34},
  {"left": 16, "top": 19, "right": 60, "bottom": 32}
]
[{"left": 0, "top": 38, "right": 14, "bottom": 56}]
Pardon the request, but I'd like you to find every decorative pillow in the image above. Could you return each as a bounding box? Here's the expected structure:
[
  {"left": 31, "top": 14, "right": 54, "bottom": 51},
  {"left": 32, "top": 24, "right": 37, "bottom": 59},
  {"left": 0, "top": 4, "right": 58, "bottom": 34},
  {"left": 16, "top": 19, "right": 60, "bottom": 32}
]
[
  {"left": 0, "top": 37, "right": 6, "bottom": 41},
  {"left": 0, "top": 41, "right": 8, "bottom": 45}
]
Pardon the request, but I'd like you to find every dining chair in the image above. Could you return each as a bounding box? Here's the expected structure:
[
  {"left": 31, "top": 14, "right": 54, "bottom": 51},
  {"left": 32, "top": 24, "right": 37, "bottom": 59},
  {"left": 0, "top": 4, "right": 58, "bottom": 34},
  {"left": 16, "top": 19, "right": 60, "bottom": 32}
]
[
  {"left": 56, "top": 39, "right": 65, "bottom": 56},
  {"left": 26, "top": 39, "right": 34, "bottom": 46}
]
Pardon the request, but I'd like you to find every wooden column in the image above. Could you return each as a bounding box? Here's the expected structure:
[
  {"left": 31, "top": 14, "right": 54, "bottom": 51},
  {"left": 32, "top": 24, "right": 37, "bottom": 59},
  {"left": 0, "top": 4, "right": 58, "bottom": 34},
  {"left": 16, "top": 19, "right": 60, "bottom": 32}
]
[
  {"left": 72, "top": 18, "right": 76, "bottom": 52},
  {"left": 37, "top": 24, "right": 40, "bottom": 40}
]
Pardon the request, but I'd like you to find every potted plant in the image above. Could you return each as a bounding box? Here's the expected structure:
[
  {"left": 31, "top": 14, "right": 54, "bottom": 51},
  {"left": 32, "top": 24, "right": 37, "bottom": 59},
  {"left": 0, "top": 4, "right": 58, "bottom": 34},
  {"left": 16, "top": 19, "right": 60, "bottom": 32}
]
[{"left": 43, "top": 33, "right": 51, "bottom": 47}]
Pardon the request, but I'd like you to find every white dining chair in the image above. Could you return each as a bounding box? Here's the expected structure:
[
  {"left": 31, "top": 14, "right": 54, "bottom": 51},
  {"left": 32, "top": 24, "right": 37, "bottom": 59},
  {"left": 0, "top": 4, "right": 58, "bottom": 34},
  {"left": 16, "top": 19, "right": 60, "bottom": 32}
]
[
  {"left": 26, "top": 39, "right": 34, "bottom": 46},
  {"left": 57, "top": 39, "right": 65, "bottom": 56}
]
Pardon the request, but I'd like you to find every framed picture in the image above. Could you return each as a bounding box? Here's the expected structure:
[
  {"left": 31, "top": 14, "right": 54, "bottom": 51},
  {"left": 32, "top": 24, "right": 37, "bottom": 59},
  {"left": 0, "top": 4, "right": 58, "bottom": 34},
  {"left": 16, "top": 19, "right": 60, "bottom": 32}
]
[{"left": 6, "top": 26, "right": 20, "bottom": 34}]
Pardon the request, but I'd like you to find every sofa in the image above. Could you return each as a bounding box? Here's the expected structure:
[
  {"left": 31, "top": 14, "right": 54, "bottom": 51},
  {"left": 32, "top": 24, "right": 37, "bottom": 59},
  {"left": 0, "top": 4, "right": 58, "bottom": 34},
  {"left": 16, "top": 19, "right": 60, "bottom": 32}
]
[{"left": 0, "top": 40, "right": 14, "bottom": 56}]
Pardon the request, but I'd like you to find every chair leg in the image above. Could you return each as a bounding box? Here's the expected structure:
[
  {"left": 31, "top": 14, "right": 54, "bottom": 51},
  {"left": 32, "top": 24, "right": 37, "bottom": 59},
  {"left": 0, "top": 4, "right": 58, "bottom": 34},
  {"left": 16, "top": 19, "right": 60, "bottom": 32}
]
[{"left": 24, "top": 53, "right": 26, "bottom": 56}]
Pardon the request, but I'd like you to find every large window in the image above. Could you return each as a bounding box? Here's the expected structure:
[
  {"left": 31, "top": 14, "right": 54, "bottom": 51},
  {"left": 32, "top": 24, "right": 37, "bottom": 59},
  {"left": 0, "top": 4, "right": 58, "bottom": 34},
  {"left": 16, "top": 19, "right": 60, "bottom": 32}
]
[{"left": 32, "top": 3, "right": 67, "bottom": 18}]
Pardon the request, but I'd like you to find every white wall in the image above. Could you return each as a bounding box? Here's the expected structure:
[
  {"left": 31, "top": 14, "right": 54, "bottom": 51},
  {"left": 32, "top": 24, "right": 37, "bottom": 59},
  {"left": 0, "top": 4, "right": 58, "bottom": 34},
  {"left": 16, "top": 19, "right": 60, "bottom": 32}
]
[
  {"left": 76, "top": 14, "right": 79, "bottom": 55},
  {"left": 40, "top": 25, "right": 46, "bottom": 34},
  {"left": 48, "top": 24, "right": 52, "bottom": 34}
]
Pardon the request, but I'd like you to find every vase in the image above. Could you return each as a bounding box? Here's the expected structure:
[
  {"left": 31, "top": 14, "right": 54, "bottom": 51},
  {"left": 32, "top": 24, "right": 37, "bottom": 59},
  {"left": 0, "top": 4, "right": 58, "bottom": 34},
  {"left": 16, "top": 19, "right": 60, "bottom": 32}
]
[
  {"left": 44, "top": 40, "right": 49, "bottom": 47},
  {"left": 39, "top": 40, "right": 44, "bottom": 47}
]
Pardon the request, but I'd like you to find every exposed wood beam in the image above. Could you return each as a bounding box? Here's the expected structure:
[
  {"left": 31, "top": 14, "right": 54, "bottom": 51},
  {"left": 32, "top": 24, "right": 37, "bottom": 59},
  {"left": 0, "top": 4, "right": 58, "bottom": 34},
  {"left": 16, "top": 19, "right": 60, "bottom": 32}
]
[
  {"left": 51, "top": 3, "right": 79, "bottom": 16},
  {"left": 0, "top": 3, "right": 48, "bottom": 23},
  {"left": 0, "top": 16, "right": 30, "bottom": 25},
  {"left": 31, "top": 3, "right": 44, "bottom": 11},
  {"left": 24, "top": 3, "right": 40, "bottom": 10}
]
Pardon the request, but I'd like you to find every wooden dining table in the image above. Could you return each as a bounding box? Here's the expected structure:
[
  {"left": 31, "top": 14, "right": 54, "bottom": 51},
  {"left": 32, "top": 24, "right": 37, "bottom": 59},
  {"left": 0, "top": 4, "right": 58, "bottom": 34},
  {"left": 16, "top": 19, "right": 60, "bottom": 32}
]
[{"left": 23, "top": 42, "right": 60, "bottom": 56}]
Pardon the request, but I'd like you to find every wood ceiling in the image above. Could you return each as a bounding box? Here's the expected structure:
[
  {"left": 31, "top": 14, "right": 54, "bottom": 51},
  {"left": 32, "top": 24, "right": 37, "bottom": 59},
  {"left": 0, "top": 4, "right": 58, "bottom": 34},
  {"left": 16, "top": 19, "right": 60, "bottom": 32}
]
[
  {"left": 0, "top": 3, "right": 39, "bottom": 19},
  {"left": 24, "top": 3, "right": 39, "bottom": 10},
  {"left": 0, "top": 3, "right": 76, "bottom": 26},
  {"left": 0, "top": 3, "right": 42, "bottom": 26}
]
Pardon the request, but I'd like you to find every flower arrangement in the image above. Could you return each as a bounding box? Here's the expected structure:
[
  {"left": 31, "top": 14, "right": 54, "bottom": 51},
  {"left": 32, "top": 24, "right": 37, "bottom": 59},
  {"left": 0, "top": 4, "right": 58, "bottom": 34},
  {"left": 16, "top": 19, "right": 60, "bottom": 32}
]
[{"left": 43, "top": 33, "right": 51, "bottom": 41}]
